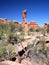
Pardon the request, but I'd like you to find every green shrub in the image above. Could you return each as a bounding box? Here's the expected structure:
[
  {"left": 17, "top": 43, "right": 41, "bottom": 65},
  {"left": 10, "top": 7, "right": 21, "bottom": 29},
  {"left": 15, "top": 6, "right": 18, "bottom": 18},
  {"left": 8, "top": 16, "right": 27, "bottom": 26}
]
[
  {"left": 29, "top": 28, "right": 34, "bottom": 32},
  {"left": 45, "top": 47, "right": 49, "bottom": 53},
  {"left": 41, "top": 28, "right": 46, "bottom": 36},
  {"left": 27, "top": 44, "right": 34, "bottom": 49},
  {"left": 19, "top": 35, "right": 25, "bottom": 41},
  {"left": 18, "top": 25, "right": 23, "bottom": 32},
  {"left": 7, "top": 44, "right": 14, "bottom": 52},
  {"left": 46, "top": 24, "right": 49, "bottom": 33},
  {"left": 20, "top": 31, "right": 25, "bottom": 36},
  {"left": 0, "top": 46, "right": 6, "bottom": 57},
  {"left": 35, "top": 28, "right": 41, "bottom": 32},
  {"left": 10, "top": 52, "right": 16, "bottom": 58}
]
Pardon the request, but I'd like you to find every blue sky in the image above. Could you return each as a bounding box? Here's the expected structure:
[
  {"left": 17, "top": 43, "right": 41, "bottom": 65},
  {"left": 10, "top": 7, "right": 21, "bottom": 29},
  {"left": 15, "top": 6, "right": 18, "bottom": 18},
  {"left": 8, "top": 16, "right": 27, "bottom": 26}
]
[{"left": 0, "top": 0, "right": 49, "bottom": 26}]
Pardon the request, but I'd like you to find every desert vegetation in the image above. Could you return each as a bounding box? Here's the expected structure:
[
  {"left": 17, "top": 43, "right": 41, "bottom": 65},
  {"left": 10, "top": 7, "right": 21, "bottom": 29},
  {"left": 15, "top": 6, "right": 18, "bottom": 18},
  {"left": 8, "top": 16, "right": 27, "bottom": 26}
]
[{"left": 0, "top": 21, "right": 49, "bottom": 65}]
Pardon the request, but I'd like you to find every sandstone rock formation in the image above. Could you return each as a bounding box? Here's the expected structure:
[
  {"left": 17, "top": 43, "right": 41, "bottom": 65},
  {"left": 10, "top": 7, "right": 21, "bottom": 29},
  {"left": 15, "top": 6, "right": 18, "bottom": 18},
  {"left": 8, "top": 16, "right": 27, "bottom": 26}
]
[
  {"left": 1, "top": 10, "right": 49, "bottom": 31},
  {"left": 22, "top": 10, "right": 28, "bottom": 31},
  {"left": 28, "top": 21, "right": 39, "bottom": 29},
  {"left": 0, "top": 18, "right": 8, "bottom": 24},
  {"left": 21, "top": 10, "right": 40, "bottom": 31},
  {"left": 22, "top": 10, "right": 27, "bottom": 22},
  {"left": 43, "top": 23, "right": 49, "bottom": 28}
]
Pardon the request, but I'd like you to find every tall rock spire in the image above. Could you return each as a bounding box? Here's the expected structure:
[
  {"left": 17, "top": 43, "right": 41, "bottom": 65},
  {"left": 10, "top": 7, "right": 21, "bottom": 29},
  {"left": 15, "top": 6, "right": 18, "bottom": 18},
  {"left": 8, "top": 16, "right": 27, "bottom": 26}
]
[
  {"left": 22, "top": 10, "right": 28, "bottom": 31},
  {"left": 22, "top": 10, "right": 27, "bottom": 22}
]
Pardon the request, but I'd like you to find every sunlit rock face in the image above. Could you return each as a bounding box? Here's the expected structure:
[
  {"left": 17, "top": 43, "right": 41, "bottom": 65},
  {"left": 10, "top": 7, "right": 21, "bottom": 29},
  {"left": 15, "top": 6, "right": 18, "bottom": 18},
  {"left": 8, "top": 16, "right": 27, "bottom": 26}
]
[
  {"left": 21, "top": 10, "right": 39, "bottom": 31},
  {"left": 1, "top": 10, "right": 49, "bottom": 31},
  {"left": 21, "top": 21, "right": 39, "bottom": 31},
  {"left": 21, "top": 10, "right": 29, "bottom": 31},
  {"left": 0, "top": 18, "right": 8, "bottom": 24},
  {"left": 28, "top": 21, "right": 39, "bottom": 29},
  {"left": 22, "top": 10, "right": 27, "bottom": 22},
  {"left": 21, "top": 21, "right": 29, "bottom": 31},
  {"left": 43, "top": 23, "right": 49, "bottom": 29}
]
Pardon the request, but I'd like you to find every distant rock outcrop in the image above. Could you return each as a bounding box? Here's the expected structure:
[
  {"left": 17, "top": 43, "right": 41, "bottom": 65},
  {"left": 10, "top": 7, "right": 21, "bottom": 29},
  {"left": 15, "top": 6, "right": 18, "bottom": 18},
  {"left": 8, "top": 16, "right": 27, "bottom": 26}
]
[
  {"left": 43, "top": 23, "right": 49, "bottom": 28},
  {"left": 0, "top": 10, "right": 49, "bottom": 31}
]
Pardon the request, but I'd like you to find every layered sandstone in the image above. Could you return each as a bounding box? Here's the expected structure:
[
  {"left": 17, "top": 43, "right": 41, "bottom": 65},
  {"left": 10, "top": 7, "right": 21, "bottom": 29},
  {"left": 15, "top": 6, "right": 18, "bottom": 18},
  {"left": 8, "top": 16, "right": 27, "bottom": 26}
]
[{"left": 28, "top": 21, "right": 39, "bottom": 29}]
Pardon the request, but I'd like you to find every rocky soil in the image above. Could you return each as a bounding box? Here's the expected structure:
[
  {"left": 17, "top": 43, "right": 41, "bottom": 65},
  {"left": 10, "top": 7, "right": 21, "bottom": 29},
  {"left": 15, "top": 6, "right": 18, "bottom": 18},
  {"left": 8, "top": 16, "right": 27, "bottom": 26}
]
[{"left": 0, "top": 33, "right": 49, "bottom": 65}]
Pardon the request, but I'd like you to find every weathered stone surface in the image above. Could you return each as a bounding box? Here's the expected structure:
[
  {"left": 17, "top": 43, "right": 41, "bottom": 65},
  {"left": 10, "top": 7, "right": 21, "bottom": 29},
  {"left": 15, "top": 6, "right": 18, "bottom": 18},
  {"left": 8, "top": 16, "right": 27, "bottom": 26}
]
[
  {"left": 0, "top": 60, "right": 32, "bottom": 65},
  {"left": 0, "top": 61, "right": 23, "bottom": 65},
  {"left": 22, "top": 10, "right": 27, "bottom": 22},
  {"left": 43, "top": 23, "right": 49, "bottom": 28},
  {"left": 0, "top": 18, "right": 8, "bottom": 24},
  {"left": 22, "top": 10, "right": 39, "bottom": 31},
  {"left": 21, "top": 58, "right": 32, "bottom": 65},
  {"left": 29, "top": 21, "right": 39, "bottom": 29},
  {"left": 1, "top": 10, "right": 49, "bottom": 31},
  {"left": 22, "top": 10, "right": 28, "bottom": 31},
  {"left": 0, "top": 59, "right": 47, "bottom": 65}
]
